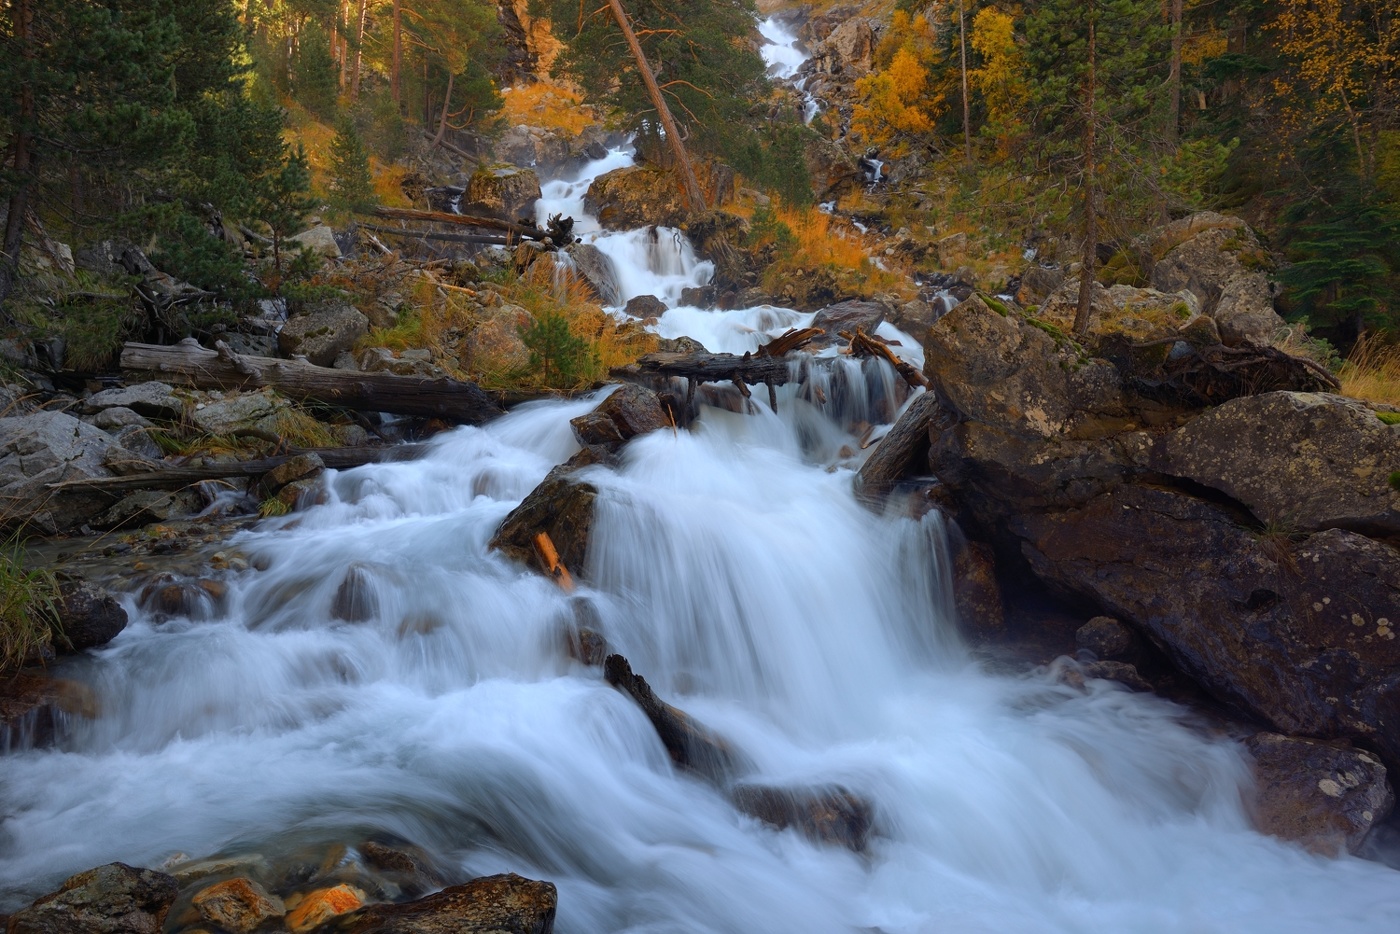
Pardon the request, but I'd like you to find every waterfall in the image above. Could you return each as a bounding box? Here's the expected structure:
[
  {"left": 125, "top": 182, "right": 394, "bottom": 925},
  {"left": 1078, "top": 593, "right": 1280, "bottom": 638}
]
[{"left": 2, "top": 134, "right": 1398, "bottom": 934}]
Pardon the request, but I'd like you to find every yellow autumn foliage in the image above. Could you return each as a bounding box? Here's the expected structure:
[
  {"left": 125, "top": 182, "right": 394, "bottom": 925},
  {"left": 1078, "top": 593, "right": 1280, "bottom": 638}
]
[
  {"left": 969, "top": 7, "right": 1028, "bottom": 155},
  {"left": 850, "top": 12, "right": 946, "bottom": 156}
]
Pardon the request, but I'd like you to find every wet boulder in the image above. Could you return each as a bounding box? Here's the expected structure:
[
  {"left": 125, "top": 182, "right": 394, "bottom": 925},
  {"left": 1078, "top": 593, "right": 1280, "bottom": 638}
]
[
  {"left": 1246, "top": 733, "right": 1393, "bottom": 856},
  {"left": 952, "top": 540, "right": 1004, "bottom": 638},
  {"left": 731, "top": 784, "right": 874, "bottom": 852},
  {"left": 191, "top": 877, "right": 285, "bottom": 932},
  {"left": 1012, "top": 485, "right": 1400, "bottom": 767},
  {"left": 604, "top": 654, "right": 746, "bottom": 784},
  {"left": 622, "top": 294, "right": 667, "bottom": 320},
  {"left": 0, "top": 672, "right": 100, "bottom": 751},
  {"left": 490, "top": 468, "right": 598, "bottom": 577},
  {"left": 1153, "top": 392, "right": 1400, "bottom": 536},
  {"left": 465, "top": 166, "right": 542, "bottom": 222},
  {"left": 854, "top": 391, "right": 945, "bottom": 500},
  {"left": 584, "top": 165, "right": 688, "bottom": 230},
  {"left": 285, "top": 884, "right": 365, "bottom": 932},
  {"left": 278, "top": 303, "right": 369, "bottom": 367},
  {"left": 329, "top": 872, "right": 556, "bottom": 934},
  {"left": 359, "top": 839, "right": 443, "bottom": 898},
  {"left": 569, "top": 384, "right": 669, "bottom": 450},
  {"left": 1075, "top": 616, "right": 1144, "bottom": 664},
  {"left": 6, "top": 862, "right": 178, "bottom": 934},
  {"left": 56, "top": 579, "right": 127, "bottom": 651}
]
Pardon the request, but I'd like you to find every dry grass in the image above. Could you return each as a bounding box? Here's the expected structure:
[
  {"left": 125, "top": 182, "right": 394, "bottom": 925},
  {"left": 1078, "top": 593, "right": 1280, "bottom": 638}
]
[
  {"left": 1338, "top": 333, "right": 1400, "bottom": 407},
  {"left": 500, "top": 81, "right": 597, "bottom": 136},
  {"left": 749, "top": 203, "right": 910, "bottom": 300}
]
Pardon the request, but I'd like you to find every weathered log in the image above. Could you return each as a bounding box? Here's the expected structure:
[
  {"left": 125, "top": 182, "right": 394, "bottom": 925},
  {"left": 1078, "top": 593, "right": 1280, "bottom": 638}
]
[
  {"left": 757, "top": 327, "right": 823, "bottom": 358},
  {"left": 121, "top": 339, "right": 505, "bottom": 424},
  {"left": 613, "top": 350, "right": 792, "bottom": 387},
  {"left": 46, "top": 444, "right": 428, "bottom": 493},
  {"left": 360, "top": 223, "right": 513, "bottom": 247},
  {"left": 853, "top": 391, "right": 949, "bottom": 501},
  {"left": 842, "top": 328, "right": 929, "bottom": 389},
  {"left": 372, "top": 206, "right": 540, "bottom": 239}
]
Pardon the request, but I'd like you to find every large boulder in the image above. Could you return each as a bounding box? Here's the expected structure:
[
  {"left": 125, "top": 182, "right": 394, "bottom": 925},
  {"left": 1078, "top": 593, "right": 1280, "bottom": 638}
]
[
  {"left": 1149, "top": 216, "right": 1284, "bottom": 346},
  {"left": 187, "top": 388, "right": 291, "bottom": 437},
  {"left": 329, "top": 873, "right": 556, "bottom": 934},
  {"left": 1012, "top": 485, "right": 1400, "bottom": 765},
  {"left": 6, "top": 862, "right": 178, "bottom": 934},
  {"left": 1246, "top": 732, "right": 1393, "bottom": 856},
  {"left": 564, "top": 243, "right": 621, "bottom": 306},
  {"left": 0, "top": 410, "right": 121, "bottom": 533},
  {"left": 489, "top": 468, "right": 598, "bottom": 576},
  {"left": 1154, "top": 392, "right": 1400, "bottom": 535},
  {"left": 289, "top": 224, "right": 341, "bottom": 259},
  {"left": 465, "top": 166, "right": 542, "bottom": 222},
  {"left": 278, "top": 303, "right": 369, "bottom": 367},
  {"left": 569, "top": 384, "right": 669, "bottom": 448},
  {"left": 584, "top": 165, "right": 688, "bottom": 230}
]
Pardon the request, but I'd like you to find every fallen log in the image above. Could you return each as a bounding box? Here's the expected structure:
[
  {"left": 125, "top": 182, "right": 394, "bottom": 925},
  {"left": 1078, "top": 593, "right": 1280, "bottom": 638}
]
[
  {"left": 360, "top": 223, "right": 513, "bottom": 247},
  {"left": 46, "top": 444, "right": 429, "bottom": 493},
  {"left": 121, "top": 339, "right": 505, "bottom": 424},
  {"left": 613, "top": 350, "right": 792, "bottom": 387},
  {"left": 372, "top": 206, "right": 540, "bottom": 239},
  {"left": 757, "top": 327, "right": 823, "bottom": 358}
]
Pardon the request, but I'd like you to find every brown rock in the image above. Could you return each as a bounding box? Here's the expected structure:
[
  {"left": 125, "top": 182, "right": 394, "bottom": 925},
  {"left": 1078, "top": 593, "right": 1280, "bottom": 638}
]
[
  {"left": 952, "top": 541, "right": 1004, "bottom": 638},
  {"left": 1016, "top": 265, "right": 1064, "bottom": 306},
  {"left": 489, "top": 469, "right": 598, "bottom": 578},
  {"left": 854, "top": 392, "right": 945, "bottom": 501},
  {"left": 330, "top": 873, "right": 556, "bottom": 934},
  {"left": 7, "top": 863, "right": 178, "bottom": 934},
  {"left": 262, "top": 453, "right": 326, "bottom": 493},
  {"left": 1075, "top": 616, "right": 1142, "bottom": 662},
  {"left": 809, "top": 299, "right": 887, "bottom": 347},
  {"left": 731, "top": 784, "right": 874, "bottom": 852},
  {"left": 285, "top": 884, "right": 363, "bottom": 932},
  {"left": 1013, "top": 485, "right": 1400, "bottom": 768},
  {"left": 584, "top": 165, "right": 688, "bottom": 230},
  {"left": 0, "top": 671, "right": 99, "bottom": 751},
  {"left": 1246, "top": 733, "right": 1394, "bottom": 855},
  {"left": 622, "top": 295, "right": 667, "bottom": 319},
  {"left": 569, "top": 384, "right": 669, "bottom": 449},
  {"left": 332, "top": 564, "right": 382, "bottom": 622},
  {"left": 56, "top": 579, "right": 127, "bottom": 651},
  {"left": 464, "top": 166, "right": 542, "bottom": 222},
  {"left": 604, "top": 654, "right": 745, "bottom": 784},
  {"left": 191, "top": 877, "right": 285, "bottom": 933}
]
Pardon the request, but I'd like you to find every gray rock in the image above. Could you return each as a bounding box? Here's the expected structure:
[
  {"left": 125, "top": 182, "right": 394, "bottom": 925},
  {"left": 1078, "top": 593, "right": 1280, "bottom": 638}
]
[
  {"left": 7, "top": 862, "right": 178, "bottom": 934},
  {"left": 465, "top": 166, "right": 542, "bottom": 222},
  {"left": 1247, "top": 732, "right": 1393, "bottom": 855},
  {"left": 94, "top": 489, "right": 202, "bottom": 530},
  {"left": 1150, "top": 223, "right": 1284, "bottom": 346},
  {"left": 106, "top": 426, "right": 164, "bottom": 463},
  {"left": 83, "top": 382, "right": 184, "bottom": 421},
  {"left": 289, "top": 224, "right": 341, "bottom": 259},
  {"left": 1155, "top": 392, "right": 1400, "bottom": 535},
  {"left": 91, "top": 406, "right": 152, "bottom": 430},
  {"left": 188, "top": 388, "right": 288, "bottom": 437},
  {"left": 0, "top": 410, "right": 120, "bottom": 533},
  {"left": 278, "top": 303, "right": 369, "bottom": 367},
  {"left": 810, "top": 299, "right": 887, "bottom": 345},
  {"left": 565, "top": 243, "right": 621, "bottom": 306}
]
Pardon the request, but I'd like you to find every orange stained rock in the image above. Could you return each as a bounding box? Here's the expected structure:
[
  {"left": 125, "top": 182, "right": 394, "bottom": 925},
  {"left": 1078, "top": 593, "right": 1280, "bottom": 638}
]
[{"left": 285, "top": 884, "right": 365, "bottom": 932}]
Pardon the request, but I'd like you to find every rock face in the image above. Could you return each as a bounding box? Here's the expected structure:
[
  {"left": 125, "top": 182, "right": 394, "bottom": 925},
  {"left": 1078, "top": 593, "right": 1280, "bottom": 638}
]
[
  {"left": 584, "top": 165, "right": 688, "bottom": 230},
  {"left": 1246, "top": 733, "right": 1394, "bottom": 855},
  {"left": 0, "top": 410, "right": 120, "bottom": 533},
  {"left": 465, "top": 166, "right": 542, "bottom": 222},
  {"left": 330, "top": 873, "right": 556, "bottom": 934},
  {"left": 908, "top": 291, "right": 1400, "bottom": 771},
  {"left": 1155, "top": 392, "right": 1400, "bottom": 536},
  {"left": 278, "top": 303, "right": 369, "bottom": 367},
  {"left": 6, "top": 862, "right": 178, "bottom": 934}
]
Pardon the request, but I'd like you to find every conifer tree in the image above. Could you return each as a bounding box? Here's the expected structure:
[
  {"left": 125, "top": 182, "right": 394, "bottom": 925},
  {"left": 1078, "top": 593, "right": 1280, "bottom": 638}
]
[{"left": 328, "top": 116, "right": 375, "bottom": 212}]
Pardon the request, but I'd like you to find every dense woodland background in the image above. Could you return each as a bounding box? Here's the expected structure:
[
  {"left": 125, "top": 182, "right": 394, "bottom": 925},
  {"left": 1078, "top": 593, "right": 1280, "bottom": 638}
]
[{"left": 0, "top": 0, "right": 1396, "bottom": 355}]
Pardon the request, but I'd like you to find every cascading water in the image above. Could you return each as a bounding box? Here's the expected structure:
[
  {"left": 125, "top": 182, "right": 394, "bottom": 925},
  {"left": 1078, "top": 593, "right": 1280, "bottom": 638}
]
[
  {"left": 759, "top": 16, "right": 821, "bottom": 124},
  {"left": 3, "top": 157, "right": 1400, "bottom": 934}
]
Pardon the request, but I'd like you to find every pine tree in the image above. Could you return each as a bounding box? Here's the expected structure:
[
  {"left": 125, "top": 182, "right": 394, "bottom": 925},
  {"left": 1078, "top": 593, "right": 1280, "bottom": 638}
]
[
  {"left": 293, "top": 21, "right": 340, "bottom": 121},
  {"left": 328, "top": 116, "right": 375, "bottom": 212},
  {"left": 256, "top": 144, "right": 317, "bottom": 272}
]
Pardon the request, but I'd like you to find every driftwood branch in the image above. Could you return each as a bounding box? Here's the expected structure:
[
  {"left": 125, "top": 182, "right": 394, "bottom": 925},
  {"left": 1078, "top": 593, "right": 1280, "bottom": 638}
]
[
  {"left": 121, "top": 339, "right": 504, "bottom": 424},
  {"left": 758, "top": 327, "right": 823, "bottom": 357},
  {"left": 842, "top": 328, "right": 929, "bottom": 389}
]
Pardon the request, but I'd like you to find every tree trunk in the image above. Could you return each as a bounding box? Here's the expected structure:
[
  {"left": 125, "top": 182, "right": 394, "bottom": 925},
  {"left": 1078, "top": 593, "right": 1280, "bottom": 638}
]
[
  {"left": 0, "top": 0, "right": 35, "bottom": 314},
  {"left": 391, "top": 0, "right": 403, "bottom": 105},
  {"left": 1167, "top": 0, "right": 1182, "bottom": 145},
  {"left": 351, "top": 0, "right": 367, "bottom": 100},
  {"left": 432, "top": 71, "right": 456, "bottom": 149},
  {"left": 1073, "top": 15, "right": 1098, "bottom": 338},
  {"left": 121, "top": 339, "right": 506, "bottom": 424},
  {"left": 959, "top": 0, "right": 972, "bottom": 164},
  {"left": 603, "top": 0, "right": 707, "bottom": 213}
]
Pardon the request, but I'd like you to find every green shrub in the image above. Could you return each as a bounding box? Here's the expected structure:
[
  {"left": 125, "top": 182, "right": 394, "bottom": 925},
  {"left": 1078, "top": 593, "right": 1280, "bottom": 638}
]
[
  {"left": 521, "top": 311, "right": 592, "bottom": 388},
  {"left": 0, "top": 544, "right": 59, "bottom": 674}
]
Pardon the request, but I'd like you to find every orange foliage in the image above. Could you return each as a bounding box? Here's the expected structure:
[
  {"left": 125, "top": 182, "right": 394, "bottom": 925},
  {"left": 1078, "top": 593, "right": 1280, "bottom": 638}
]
[{"left": 500, "top": 81, "right": 597, "bottom": 135}]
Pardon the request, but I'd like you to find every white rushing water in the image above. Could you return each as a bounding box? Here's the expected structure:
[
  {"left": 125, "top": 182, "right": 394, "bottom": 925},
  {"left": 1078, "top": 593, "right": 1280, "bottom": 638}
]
[
  {"left": 3, "top": 156, "right": 1400, "bottom": 934},
  {"left": 759, "top": 16, "right": 821, "bottom": 124}
]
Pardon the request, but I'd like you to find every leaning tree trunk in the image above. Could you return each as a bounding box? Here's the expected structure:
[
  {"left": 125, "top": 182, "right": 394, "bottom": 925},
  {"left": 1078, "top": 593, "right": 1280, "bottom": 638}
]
[
  {"left": 603, "top": 0, "right": 707, "bottom": 213},
  {"left": 1073, "top": 15, "right": 1099, "bottom": 338},
  {"left": 959, "top": 0, "right": 972, "bottom": 165},
  {"left": 391, "top": 0, "right": 403, "bottom": 104}
]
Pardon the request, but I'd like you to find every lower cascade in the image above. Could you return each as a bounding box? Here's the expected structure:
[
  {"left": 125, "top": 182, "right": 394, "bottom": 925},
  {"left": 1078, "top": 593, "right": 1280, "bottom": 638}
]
[{"left": 3, "top": 149, "right": 1399, "bottom": 934}]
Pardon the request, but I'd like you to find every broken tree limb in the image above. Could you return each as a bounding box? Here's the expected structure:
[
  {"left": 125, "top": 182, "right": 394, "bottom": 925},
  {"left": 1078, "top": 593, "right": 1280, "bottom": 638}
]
[
  {"left": 533, "top": 531, "right": 575, "bottom": 592},
  {"left": 842, "top": 328, "right": 929, "bottom": 389},
  {"left": 121, "top": 338, "right": 505, "bottom": 424},
  {"left": 45, "top": 444, "right": 429, "bottom": 494},
  {"left": 757, "top": 327, "right": 823, "bottom": 358}
]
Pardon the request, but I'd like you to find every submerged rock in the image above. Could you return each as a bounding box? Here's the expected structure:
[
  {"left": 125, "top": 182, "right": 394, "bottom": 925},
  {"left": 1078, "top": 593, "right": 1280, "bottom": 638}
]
[
  {"left": 328, "top": 872, "right": 556, "bottom": 934},
  {"left": 731, "top": 784, "right": 875, "bottom": 852},
  {"left": 191, "top": 877, "right": 285, "bottom": 932},
  {"left": 569, "top": 384, "right": 669, "bottom": 449},
  {"left": 489, "top": 469, "right": 598, "bottom": 578},
  {"left": 1246, "top": 733, "right": 1394, "bottom": 855},
  {"left": 6, "top": 862, "right": 178, "bottom": 934}
]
